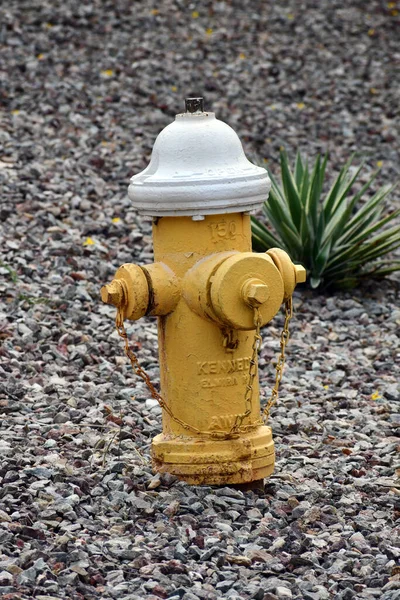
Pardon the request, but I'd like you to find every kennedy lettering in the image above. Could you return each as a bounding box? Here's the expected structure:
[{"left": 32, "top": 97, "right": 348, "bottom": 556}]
[{"left": 197, "top": 357, "right": 251, "bottom": 375}]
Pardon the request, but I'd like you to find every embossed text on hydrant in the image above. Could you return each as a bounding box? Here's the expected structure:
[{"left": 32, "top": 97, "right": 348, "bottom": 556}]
[
  {"left": 210, "top": 220, "right": 237, "bottom": 242},
  {"left": 197, "top": 357, "right": 252, "bottom": 375},
  {"left": 198, "top": 357, "right": 252, "bottom": 388}
]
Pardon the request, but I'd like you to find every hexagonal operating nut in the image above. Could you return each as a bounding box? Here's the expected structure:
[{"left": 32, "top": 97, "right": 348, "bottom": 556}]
[
  {"left": 101, "top": 279, "right": 124, "bottom": 308},
  {"left": 242, "top": 279, "right": 270, "bottom": 308},
  {"left": 294, "top": 264, "right": 306, "bottom": 284}
]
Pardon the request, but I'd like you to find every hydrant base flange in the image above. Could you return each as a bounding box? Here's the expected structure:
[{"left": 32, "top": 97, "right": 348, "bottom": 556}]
[{"left": 151, "top": 426, "right": 274, "bottom": 485}]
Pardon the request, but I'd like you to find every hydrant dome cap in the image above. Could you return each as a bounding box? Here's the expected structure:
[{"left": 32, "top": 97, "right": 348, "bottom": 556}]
[{"left": 128, "top": 111, "right": 271, "bottom": 217}]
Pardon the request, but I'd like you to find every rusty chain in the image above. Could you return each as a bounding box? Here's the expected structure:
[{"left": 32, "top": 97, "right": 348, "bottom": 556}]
[
  {"left": 115, "top": 297, "right": 293, "bottom": 440},
  {"left": 229, "top": 307, "right": 262, "bottom": 434},
  {"left": 262, "top": 296, "right": 293, "bottom": 424}
]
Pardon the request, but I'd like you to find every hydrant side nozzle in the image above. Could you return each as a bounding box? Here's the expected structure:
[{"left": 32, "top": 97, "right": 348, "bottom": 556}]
[
  {"left": 101, "top": 263, "right": 181, "bottom": 320},
  {"left": 266, "top": 248, "right": 306, "bottom": 299},
  {"left": 101, "top": 264, "right": 150, "bottom": 321},
  {"left": 142, "top": 262, "right": 180, "bottom": 316}
]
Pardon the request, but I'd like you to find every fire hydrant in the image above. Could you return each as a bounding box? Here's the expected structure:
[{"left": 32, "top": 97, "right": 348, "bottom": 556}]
[{"left": 101, "top": 98, "right": 305, "bottom": 485}]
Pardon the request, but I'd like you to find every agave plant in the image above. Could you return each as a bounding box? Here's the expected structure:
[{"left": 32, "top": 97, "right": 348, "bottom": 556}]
[{"left": 251, "top": 151, "right": 400, "bottom": 289}]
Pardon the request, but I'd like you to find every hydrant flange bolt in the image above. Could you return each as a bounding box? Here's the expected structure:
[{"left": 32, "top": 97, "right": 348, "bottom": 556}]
[
  {"left": 101, "top": 279, "right": 124, "bottom": 308},
  {"left": 242, "top": 279, "right": 270, "bottom": 307}
]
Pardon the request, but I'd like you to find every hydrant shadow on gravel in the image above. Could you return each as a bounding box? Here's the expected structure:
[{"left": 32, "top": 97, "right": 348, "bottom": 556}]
[{"left": 101, "top": 98, "right": 305, "bottom": 488}]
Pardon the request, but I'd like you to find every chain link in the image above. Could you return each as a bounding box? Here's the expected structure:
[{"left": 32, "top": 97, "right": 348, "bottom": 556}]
[
  {"left": 115, "top": 297, "right": 293, "bottom": 440},
  {"left": 261, "top": 296, "right": 293, "bottom": 424},
  {"left": 229, "top": 307, "right": 262, "bottom": 434}
]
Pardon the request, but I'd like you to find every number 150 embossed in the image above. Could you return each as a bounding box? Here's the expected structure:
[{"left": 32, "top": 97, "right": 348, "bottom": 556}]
[{"left": 210, "top": 221, "right": 237, "bottom": 242}]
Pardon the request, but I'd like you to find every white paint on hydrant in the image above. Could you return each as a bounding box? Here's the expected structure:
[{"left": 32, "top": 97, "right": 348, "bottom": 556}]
[{"left": 128, "top": 98, "right": 271, "bottom": 217}]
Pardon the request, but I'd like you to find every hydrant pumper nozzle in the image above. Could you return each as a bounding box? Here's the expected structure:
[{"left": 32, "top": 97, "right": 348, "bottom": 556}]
[{"left": 101, "top": 98, "right": 306, "bottom": 486}]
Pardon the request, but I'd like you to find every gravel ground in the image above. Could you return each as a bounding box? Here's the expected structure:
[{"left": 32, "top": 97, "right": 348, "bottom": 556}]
[{"left": 1, "top": 1, "right": 399, "bottom": 599}]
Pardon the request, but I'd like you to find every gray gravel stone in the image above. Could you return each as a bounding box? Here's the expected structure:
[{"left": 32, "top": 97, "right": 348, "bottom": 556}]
[{"left": 275, "top": 588, "right": 293, "bottom": 599}]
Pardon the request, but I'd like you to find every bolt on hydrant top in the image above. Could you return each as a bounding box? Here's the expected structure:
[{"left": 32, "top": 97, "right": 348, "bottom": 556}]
[{"left": 128, "top": 97, "right": 271, "bottom": 217}]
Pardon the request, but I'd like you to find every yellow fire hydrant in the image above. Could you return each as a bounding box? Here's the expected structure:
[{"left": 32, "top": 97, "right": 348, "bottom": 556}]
[{"left": 101, "top": 98, "right": 305, "bottom": 486}]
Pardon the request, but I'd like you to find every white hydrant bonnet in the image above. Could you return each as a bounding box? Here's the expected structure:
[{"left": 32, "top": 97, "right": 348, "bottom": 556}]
[{"left": 128, "top": 98, "right": 271, "bottom": 217}]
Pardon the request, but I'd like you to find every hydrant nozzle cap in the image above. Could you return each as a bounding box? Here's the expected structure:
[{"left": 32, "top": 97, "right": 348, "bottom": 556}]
[{"left": 128, "top": 100, "right": 271, "bottom": 217}]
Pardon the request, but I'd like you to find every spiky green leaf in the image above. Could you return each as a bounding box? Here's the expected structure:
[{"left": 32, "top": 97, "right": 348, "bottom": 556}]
[{"left": 251, "top": 150, "right": 399, "bottom": 289}]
